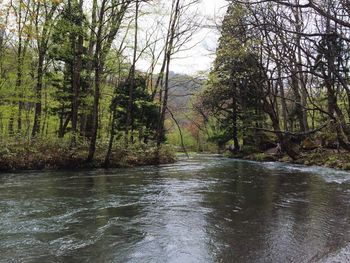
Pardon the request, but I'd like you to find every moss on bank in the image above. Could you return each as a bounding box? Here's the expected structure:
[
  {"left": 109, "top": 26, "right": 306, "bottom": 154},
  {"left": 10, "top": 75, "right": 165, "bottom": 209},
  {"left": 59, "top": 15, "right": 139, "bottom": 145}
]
[
  {"left": 0, "top": 140, "right": 175, "bottom": 171},
  {"left": 230, "top": 148, "right": 350, "bottom": 171}
]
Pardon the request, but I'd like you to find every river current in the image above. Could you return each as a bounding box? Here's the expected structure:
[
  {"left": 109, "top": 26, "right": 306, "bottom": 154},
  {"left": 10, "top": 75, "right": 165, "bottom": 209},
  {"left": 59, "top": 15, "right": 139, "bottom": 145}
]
[{"left": 0, "top": 155, "right": 349, "bottom": 263}]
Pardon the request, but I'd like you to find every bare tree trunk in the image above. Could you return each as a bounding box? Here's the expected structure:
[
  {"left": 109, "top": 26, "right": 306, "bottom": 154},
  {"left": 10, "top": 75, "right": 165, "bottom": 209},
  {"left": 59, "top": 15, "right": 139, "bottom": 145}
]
[
  {"left": 278, "top": 67, "right": 289, "bottom": 131},
  {"left": 290, "top": 70, "right": 305, "bottom": 132},
  {"left": 87, "top": 54, "right": 102, "bottom": 162},
  {"left": 80, "top": 0, "right": 97, "bottom": 137},
  {"left": 105, "top": 110, "right": 116, "bottom": 167},
  {"left": 232, "top": 96, "right": 240, "bottom": 151},
  {"left": 168, "top": 106, "right": 189, "bottom": 158},
  {"left": 32, "top": 55, "right": 44, "bottom": 138},
  {"left": 71, "top": 0, "right": 84, "bottom": 147},
  {"left": 16, "top": 29, "right": 23, "bottom": 134},
  {"left": 125, "top": 0, "right": 139, "bottom": 145},
  {"left": 157, "top": 0, "right": 181, "bottom": 147},
  {"left": 293, "top": 2, "right": 309, "bottom": 132}
]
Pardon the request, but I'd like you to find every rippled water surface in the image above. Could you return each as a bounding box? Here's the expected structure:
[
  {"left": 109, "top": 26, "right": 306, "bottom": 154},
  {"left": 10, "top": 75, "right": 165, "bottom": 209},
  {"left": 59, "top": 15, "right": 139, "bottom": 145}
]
[{"left": 1, "top": 155, "right": 350, "bottom": 263}]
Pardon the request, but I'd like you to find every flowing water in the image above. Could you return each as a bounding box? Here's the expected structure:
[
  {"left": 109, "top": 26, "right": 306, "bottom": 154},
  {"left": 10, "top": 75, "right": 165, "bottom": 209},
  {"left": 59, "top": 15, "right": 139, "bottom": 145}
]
[{"left": 1, "top": 155, "right": 350, "bottom": 263}]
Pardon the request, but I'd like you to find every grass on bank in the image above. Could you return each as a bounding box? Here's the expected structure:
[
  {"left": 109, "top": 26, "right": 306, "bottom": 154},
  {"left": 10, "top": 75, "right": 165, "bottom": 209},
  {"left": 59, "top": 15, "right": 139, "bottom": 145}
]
[{"left": 0, "top": 137, "right": 175, "bottom": 171}]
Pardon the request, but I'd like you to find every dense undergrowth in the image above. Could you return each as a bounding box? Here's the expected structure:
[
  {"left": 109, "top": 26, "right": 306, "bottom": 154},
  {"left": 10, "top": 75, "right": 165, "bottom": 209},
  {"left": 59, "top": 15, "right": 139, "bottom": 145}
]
[
  {"left": 227, "top": 131, "right": 350, "bottom": 171},
  {"left": 0, "top": 138, "right": 175, "bottom": 171},
  {"left": 237, "top": 149, "right": 350, "bottom": 171}
]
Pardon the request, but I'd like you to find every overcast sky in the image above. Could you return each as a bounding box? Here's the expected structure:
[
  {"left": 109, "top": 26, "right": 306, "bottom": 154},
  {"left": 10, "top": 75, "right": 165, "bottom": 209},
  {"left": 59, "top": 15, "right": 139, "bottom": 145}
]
[
  {"left": 137, "top": 0, "right": 228, "bottom": 75},
  {"left": 2, "top": 0, "right": 228, "bottom": 76},
  {"left": 178, "top": 0, "right": 228, "bottom": 74}
]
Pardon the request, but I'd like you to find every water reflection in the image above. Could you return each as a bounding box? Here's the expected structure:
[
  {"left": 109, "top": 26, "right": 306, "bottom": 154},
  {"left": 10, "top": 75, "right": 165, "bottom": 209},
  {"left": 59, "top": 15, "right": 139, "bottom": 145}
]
[
  {"left": 0, "top": 156, "right": 349, "bottom": 263},
  {"left": 201, "top": 161, "right": 350, "bottom": 262}
]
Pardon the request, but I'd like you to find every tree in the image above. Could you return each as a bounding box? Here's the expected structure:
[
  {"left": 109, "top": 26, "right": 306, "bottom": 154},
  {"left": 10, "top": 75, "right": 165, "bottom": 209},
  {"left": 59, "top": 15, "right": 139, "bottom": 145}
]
[
  {"left": 31, "top": 0, "right": 61, "bottom": 137},
  {"left": 87, "top": 0, "right": 135, "bottom": 161},
  {"left": 199, "top": 4, "right": 265, "bottom": 151},
  {"left": 156, "top": 0, "right": 200, "bottom": 146}
]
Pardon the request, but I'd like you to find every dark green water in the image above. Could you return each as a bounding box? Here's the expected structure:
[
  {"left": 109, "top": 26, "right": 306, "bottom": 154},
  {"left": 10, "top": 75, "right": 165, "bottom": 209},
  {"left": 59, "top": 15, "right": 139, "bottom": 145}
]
[{"left": 0, "top": 155, "right": 350, "bottom": 263}]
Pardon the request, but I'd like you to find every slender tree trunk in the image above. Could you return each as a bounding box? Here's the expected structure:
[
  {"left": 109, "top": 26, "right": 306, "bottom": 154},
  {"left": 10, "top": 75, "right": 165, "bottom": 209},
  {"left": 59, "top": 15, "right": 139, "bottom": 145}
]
[
  {"left": 290, "top": 70, "right": 305, "bottom": 132},
  {"left": 157, "top": 0, "right": 181, "bottom": 147},
  {"left": 87, "top": 0, "right": 130, "bottom": 161},
  {"left": 41, "top": 87, "right": 48, "bottom": 135},
  {"left": 230, "top": 69, "right": 240, "bottom": 151},
  {"left": 125, "top": 0, "right": 139, "bottom": 145},
  {"left": 278, "top": 67, "right": 289, "bottom": 131},
  {"left": 71, "top": 0, "right": 84, "bottom": 147},
  {"left": 8, "top": 115, "right": 14, "bottom": 136},
  {"left": 32, "top": 55, "right": 44, "bottom": 138},
  {"left": 81, "top": 0, "right": 97, "bottom": 137},
  {"left": 232, "top": 96, "right": 240, "bottom": 151},
  {"left": 87, "top": 52, "right": 102, "bottom": 162},
  {"left": 294, "top": 2, "right": 309, "bottom": 132},
  {"left": 16, "top": 30, "right": 23, "bottom": 134},
  {"left": 157, "top": 56, "right": 171, "bottom": 146},
  {"left": 105, "top": 111, "right": 116, "bottom": 167}
]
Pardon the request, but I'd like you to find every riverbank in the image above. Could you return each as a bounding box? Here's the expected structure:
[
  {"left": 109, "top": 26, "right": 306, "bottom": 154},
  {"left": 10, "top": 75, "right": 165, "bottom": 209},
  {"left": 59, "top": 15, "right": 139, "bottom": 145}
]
[
  {"left": 231, "top": 147, "right": 350, "bottom": 171},
  {"left": 0, "top": 141, "right": 175, "bottom": 171}
]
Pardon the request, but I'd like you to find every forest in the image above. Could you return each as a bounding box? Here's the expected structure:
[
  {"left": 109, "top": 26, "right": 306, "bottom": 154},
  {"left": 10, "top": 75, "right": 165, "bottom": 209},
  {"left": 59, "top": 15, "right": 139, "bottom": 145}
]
[
  {"left": 0, "top": 0, "right": 204, "bottom": 170},
  {"left": 1, "top": 1, "right": 350, "bottom": 262},
  {"left": 192, "top": 0, "right": 350, "bottom": 170},
  {"left": 2, "top": 0, "right": 350, "bottom": 170}
]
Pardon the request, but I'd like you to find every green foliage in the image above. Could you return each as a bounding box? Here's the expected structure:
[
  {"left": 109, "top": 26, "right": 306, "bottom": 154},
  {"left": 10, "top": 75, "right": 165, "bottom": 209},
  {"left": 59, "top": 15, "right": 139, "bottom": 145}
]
[
  {"left": 167, "top": 122, "right": 219, "bottom": 153},
  {"left": 252, "top": 153, "right": 269, "bottom": 162},
  {"left": 167, "top": 129, "right": 197, "bottom": 149},
  {"left": 0, "top": 136, "right": 176, "bottom": 171},
  {"left": 196, "top": 4, "right": 266, "bottom": 151},
  {"left": 0, "top": 0, "right": 170, "bottom": 168},
  {"left": 110, "top": 74, "right": 160, "bottom": 142}
]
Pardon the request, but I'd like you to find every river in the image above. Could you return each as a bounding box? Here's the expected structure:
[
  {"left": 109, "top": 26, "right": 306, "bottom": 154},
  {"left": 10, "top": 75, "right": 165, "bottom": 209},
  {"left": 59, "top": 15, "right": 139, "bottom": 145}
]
[{"left": 0, "top": 155, "right": 350, "bottom": 263}]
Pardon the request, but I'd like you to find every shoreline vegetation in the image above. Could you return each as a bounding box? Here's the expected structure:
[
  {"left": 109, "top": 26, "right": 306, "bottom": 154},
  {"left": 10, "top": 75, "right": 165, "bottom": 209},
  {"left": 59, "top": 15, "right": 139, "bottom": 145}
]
[
  {"left": 0, "top": 140, "right": 349, "bottom": 172},
  {"left": 2, "top": 129, "right": 350, "bottom": 172},
  {"left": 0, "top": 140, "right": 175, "bottom": 172},
  {"left": 0, "top": 0, "right": 200, "bottom": 173},
  {"left": 225, "top": 132, "right": 350, "bottom": 171},
  {"left": 186, "top": 1, "right": 350, "bottom": 178},
  {"left": 231, "top": 148, "right": 350, "bottom": 171},
  {"left": 3, "top": 1, "right": 350, "bottom": 176}
]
